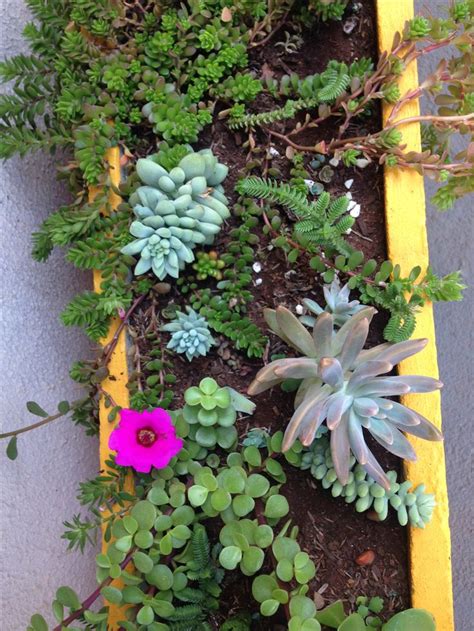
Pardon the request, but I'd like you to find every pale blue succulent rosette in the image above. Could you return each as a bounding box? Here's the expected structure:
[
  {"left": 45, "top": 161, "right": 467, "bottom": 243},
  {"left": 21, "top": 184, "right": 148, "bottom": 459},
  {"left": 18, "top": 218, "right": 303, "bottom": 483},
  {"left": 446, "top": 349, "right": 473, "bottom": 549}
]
[
  {"left": 121, "top": 148, "right": 229, "bottom": 279},
  {"left": 300, "top": 276, "right": 366, "bottom": 328},
  {"left": 161, "top": 307, "right": 215, "bottom": 362}
]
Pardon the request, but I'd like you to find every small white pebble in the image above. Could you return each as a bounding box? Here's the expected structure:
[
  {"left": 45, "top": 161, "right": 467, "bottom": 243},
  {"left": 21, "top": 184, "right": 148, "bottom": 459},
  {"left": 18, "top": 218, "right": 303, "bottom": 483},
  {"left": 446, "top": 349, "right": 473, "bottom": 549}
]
[
  {"left": 304, "top": 178, "right": 315, "bottom": 189},
  {"left": 350, "top": 204, "right": 361, "bottom": 218},
  {"left": 345, "top": 228, "right": 352, "bottom": 234},
  {"left": 252, "top": 262, "right": 262, "bottom": 273},
  {"left": 329, "top": 157, "right": 340, "bottom": 167},
  {"left": 344, "top": 178, "right": 354, "bottom": 189},
  {"left": 347, "top": 200, "right": 357, "bottom": 211},
  {"left": 269, "top": 146, "right": 280, "bottom": 157},
  {"left": 295, "top": 304, "right": 304, "bottom": 315},
  {"left": 345, "top": 192, "right": 353, "bottom": 200},
  {"left": 255, "top": 278, "right": 263, "bottom": 286},
  {"left": 356, "top": 158, "right": 370, "bottom": 169}
]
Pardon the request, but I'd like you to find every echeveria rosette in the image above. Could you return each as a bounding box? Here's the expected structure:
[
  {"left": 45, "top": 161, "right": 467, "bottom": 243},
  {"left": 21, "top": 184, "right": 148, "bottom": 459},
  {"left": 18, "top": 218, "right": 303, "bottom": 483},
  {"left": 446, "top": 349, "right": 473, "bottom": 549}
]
[
  {"left": 122, "top": 148, "right": 230, "bottom": 280},
  {"left": 162, "top": 308, "right": 215, "bottom": 361},
  {"left": 109, "top": 408, "right": 183, "bottom": 473},
  {"left": 248, "top": 305, "right": 443, "bottom": 489},
  {"left": 300, "top": 277, "right": 365, "bottom": 328}
]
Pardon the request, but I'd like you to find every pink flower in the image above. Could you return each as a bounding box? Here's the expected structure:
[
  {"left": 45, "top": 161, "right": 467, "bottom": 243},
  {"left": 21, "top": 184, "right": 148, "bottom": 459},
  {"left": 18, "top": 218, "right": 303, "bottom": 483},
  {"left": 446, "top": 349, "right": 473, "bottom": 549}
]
[{"left": 109, "top": 408, "right": 183, "bottom": 473}]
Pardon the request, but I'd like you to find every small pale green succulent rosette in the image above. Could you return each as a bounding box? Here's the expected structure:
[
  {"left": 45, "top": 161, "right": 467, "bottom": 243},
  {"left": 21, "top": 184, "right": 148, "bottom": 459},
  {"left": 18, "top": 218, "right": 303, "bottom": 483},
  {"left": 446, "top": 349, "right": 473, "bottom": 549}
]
[
  {"left": 300, "top": 276, "right": 365, "bottom": 328},
  {"left": 161, "top": 307, "right": 215, "bottom": 362},
  {"left": 121, "top": 148, "right": 229, "bottom": 280}
]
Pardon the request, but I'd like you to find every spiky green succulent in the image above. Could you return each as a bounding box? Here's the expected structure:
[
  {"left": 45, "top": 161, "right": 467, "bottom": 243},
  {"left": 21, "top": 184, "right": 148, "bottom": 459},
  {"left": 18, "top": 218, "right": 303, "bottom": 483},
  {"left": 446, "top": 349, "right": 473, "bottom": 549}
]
[
  {"left": 122, "top": 149, "right": 229, "bottom": 279},
  {"left": 161, "top": 308, "right": 215, "bottom": 361},
  {"left": 300, "top": 277, "right": 365, "bottom": 328},
  {"left": 248, "top": 305, "right": 443, "bottom": 488}
]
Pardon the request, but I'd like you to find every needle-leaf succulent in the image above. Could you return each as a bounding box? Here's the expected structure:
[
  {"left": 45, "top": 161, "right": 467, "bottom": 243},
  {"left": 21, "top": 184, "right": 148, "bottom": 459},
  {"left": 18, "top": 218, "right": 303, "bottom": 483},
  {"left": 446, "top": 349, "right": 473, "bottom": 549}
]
[
  {"left": 162, "top": 308, "right": 215, "bottom": 361},
  {"left": 122, "top": 148, "right": 230, "bottom": 280},
  {"left": 248, "top": 304, "right": 443, "bottom": 488}
]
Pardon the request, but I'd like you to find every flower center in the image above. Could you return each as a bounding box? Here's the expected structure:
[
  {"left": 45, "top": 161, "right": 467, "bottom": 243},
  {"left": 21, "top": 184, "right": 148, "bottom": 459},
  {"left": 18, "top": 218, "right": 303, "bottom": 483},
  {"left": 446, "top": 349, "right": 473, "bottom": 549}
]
[{"left": 137, "top": 427, "right": 158, "bottom": 447}]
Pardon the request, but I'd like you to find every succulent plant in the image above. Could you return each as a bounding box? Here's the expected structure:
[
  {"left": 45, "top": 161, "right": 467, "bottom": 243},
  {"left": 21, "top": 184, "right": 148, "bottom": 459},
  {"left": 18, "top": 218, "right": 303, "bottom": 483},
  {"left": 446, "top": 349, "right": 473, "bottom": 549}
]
[
  {"left": 248, "top": 305, "right": 443, "bottom": 488},
  {"left": 121, "top": 148, "right": 230, "bottom": 279},
  {"left": 300, "top": 277, "right": 365, "bottom": 328},
  {"left": 182, "top": 377, "right": 255, "bottom": 449},
  {"left": 298, "top": 433, "right": 435, "bottom": 528},
  {"left": 162, "top": 308, "right": 215, "bottom": 361},
  {"left": 192, "top": 250, "right": 226, "bottom": 280}
]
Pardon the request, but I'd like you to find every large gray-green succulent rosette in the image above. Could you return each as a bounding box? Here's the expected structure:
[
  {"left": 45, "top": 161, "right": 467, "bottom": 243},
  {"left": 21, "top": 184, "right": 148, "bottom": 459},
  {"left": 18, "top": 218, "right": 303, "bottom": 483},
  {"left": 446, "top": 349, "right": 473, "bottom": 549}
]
[{"left": 121, "top": 148, "right": 229, "bottom": 279}]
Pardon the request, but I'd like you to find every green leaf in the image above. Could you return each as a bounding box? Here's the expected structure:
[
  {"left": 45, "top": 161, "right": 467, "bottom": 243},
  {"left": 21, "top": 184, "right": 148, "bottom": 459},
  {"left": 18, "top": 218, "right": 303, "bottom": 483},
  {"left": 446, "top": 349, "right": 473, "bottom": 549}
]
[
  {"left": 29, "top": 614, "right": 48, "bottom": 631},
  {"left": 101, "top": 586, "right": 123, "bottom": 605},
  {"left": 264, "top": 494, "right": 290, "bottom": 519},
  {"left": 137, "top": 605, "right": 154, "bottom": 625},
  {"left": 316, "top": 600, "right": 347, "bottom": 627},
  {"left": 232, "top": 494, "right": 255, "bottom": 517},
  {"left": 188, "top": 485, "right": 209, "bottom": 507},
  {"left": 260, "top": 598, "right": 280, "bottom": 616},
  {"left": 241, "top": 546, "right": 265, "bottom": 575},
  {"left": 52, "top": 600, "right": 64, "bottom": 623},
  {"left": 361, "top": 259, "right": 377, "bottom": 277},
  {"left": 57, "top": 401, "right": 70, "bottom": 414},
  {"left": 55, "top": 586, "right": 81, "bottom": 611},
  {"left": 276, "top": 558, "right": 293, "bottom": 582},
  {"left": 337, "top": 614, "right": 366, "bottom": 630},
  {"left": 290, "top": 595, "right": 316, "bottom": 620},
  {"left": 219, "top": 545, "right": 242, "bottom": 570},
  {"left": 243, "top": 445, "right": 262, "bottom": 467},
  {"left": 6, "top": 436, "right": 18, "bottom": 460},
  {"left": 382, "top": 609, "right": 435, "bottom": 631},
  {"left": 132, "top": 551, "right": 154, "bottom": 574},
  {"left": 148, "top": 486, "right": 170, "bottom": 506},
  {"left": 347, "top": 250, "right": 364, "bottom": 269},
  {"left": 146, "top": 564, "right": 174, "bottom": 590},
  {"left": 27, "top": 401, "right": 48, "bottom": 417},
  {"left": 130, "top": 500, "right": 156, "bottom": 530},
  {"left": 245, "top": 473, "right": 270, "bottom": 498}
]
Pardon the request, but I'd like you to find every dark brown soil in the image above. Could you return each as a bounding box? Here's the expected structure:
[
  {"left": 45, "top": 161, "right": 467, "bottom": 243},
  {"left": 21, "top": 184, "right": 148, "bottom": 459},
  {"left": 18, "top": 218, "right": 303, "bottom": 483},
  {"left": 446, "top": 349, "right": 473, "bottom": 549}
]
[{"left": 129, "top": 0, "right": 410, "bottom": 626}]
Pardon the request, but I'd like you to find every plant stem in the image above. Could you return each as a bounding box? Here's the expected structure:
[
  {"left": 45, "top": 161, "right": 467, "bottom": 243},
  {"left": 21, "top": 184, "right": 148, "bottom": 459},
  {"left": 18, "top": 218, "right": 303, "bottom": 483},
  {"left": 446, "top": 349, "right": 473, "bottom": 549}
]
[
  {"left": 0, "top": 410, "right": 68, "bottom": 439},
  {"left": 52, "top": 548, "right": 135, "bottom": 631}
]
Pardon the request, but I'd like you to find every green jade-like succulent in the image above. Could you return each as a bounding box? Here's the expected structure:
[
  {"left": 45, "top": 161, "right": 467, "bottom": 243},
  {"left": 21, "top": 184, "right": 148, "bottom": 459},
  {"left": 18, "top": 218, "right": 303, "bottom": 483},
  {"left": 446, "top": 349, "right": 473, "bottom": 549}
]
[
  {"left": 300, "top": 277, "right": 365, "bottom": 328},
  {"left": 248, "top": 305, "right": 443, "bottom": 488},
  {"left": 121, "top": 148, "right": 229, "bottom": 279},
  {"left": 162, "top": 308, "right": 215, "bottom": 361},
  {"left": 182, "top": 377, "right": 256, "bottom": 450}
]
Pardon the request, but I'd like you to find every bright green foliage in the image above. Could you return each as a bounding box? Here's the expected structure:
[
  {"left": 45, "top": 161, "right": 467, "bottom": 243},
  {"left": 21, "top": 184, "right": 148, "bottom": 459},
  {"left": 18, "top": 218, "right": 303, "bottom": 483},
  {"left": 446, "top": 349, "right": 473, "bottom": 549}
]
[
  {"left": 181, "top": 377, "right": 255, "bottom": 448},
  {"left": 212, "top": 72, "right": 263, "bottom": 103},
  {"left": 301, "top": 277, "right": 365, "bottom": 328},
  {"left": 122, "top": 149, "right": 229, "bottom": 279},
  {"left": 308, "top": 0, "right": 349, "bottom": 21},
  {"left": 237, "top": 179, "right": 354, "bottom": 256},
  {"left": 248, "top": 304, "right": 443, "bottom": 489},
  {"left": 161, "top": 308, "right": 215, "bottom": 362},
  {"left": 192, "top": 251, "right": 226, "bottom": 281}
]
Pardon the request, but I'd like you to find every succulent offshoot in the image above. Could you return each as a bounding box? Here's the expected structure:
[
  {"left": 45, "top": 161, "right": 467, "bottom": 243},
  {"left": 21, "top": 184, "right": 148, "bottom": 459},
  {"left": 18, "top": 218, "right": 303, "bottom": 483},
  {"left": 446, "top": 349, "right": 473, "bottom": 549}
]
[
  {"left": 300, "top": 277, "right": 365, "bottom": 328},
  {"left": 248, "top": 304, "right": 443, "bottom": 489},
  {"left": 162, "top": 307, "right": 215, "bottom": 362}
]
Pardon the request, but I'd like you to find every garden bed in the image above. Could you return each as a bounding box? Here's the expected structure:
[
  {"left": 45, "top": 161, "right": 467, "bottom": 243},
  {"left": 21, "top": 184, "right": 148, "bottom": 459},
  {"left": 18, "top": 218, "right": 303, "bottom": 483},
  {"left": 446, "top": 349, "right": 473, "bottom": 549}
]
[{"left": 97, "top": 1, "right": 453, "bottom": 629}]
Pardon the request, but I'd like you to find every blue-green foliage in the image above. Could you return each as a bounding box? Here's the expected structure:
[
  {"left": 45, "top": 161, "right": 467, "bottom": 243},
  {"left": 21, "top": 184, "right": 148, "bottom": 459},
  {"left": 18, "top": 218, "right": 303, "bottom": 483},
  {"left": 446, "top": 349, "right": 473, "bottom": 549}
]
[
  {"left": 162, "top": 308, "right": 215, "bottom": 362},
  {"left": 122, "top": 148, "right": 229, "bottom": 279}
]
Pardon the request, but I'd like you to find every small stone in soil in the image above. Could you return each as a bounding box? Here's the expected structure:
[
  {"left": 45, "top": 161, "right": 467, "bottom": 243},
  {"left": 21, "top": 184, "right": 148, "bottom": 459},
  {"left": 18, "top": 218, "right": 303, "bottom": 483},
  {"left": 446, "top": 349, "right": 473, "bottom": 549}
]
[
  {"left": 329, "top": 157, "right": 340, "bottom": 167},
  {"left": 343, "top": 16, "right": 358, "bottom": 34},
  {"left": 344, "top": 178, "right": 354, "bottom": 189},
  {"left": 350, "top": 203, "right": 361, "bottom": 218},
  {"left": 252, "top": 261, "right": 262, "bottom": 273},
  {"left": 355, "top": 550, "right": 376, "bottom": 566},
  {"left": 295, "top": 304, "right": 304, "bottom": 315},
  {"left": 255, "top": 278, "right": 263, "bottom": 286}
]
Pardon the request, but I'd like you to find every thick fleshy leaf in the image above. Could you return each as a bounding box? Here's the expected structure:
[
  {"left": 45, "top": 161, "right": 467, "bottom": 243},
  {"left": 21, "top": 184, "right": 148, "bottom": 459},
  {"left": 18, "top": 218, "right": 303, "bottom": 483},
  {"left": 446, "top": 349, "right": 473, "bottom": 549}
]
[
  {"left": 362, "top": 445, "right": 390, "bottom": 489},
  {"left": 402, "top": 412, "right": 443, "bottom": 441},
  {"left": 121, "top": 238, "right": 149, "bottom": 256},
  {"left": 274, "top": 358, "right": 319, "bottom": 379},
  {"left": 353, "top": 396, "right": 379, "bottom": 417},
  {"left": 275, "top": 306, "right": 318, "bottom": 357},
  {"left": 247, "top": 360, "right": 288, "bottom": 395},
  {"left": 130, "top": 221, "right": 154, "bottom": 238},
  {"left": 283, "top": 387, "right": 331, "bottom": 450},
  {"left": 372, "top": 426, "right": 417, "bottom": 461},
  {"left": 330, "top": 417, "right": 351, "bottom": 485},
  {"left": 318, "top": 357, "right": 343, "bottom": 388},
  {"left": 354, "top": 378, "right": 411, "bottom": 397},
  {"left": 347, "top": 410, "right": 368, "bottom": 464},
  {"left": 134, "top": 257, "right": 153, "bottom": 275},
  {"left": 381, "top": 400, "right": 419, "bottom": 426},
  {"left": 312, "top": 312, "right": 334, "bottom": 358},
  {"left": 326, "top": 393, "right": 352, "bottom": 430},
  {"left": 375, "top": 338, "right": 428, "bottom": 367},
  {"left": 368, "top": 417, "right": 394, "bottom": 444},
  {"left": 264, "top": 308, "right": 294, "bottom": 348},
  {"left": 339, "top": 317, "right": 369, "bottom": 369},
  {"left": 332, "top": 307, "right": 376, "bottom": 355},
  {"left": 347, "top": 360, "right": 392, "bottom": 390},
  {"left": 395, "top": 375, "right": 443, "bottom": 393}
]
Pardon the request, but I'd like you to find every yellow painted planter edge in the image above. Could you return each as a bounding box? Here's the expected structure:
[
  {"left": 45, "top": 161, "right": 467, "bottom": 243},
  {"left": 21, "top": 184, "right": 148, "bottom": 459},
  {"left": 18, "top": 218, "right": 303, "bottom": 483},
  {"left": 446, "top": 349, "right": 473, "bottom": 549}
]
[{"left": 95, "top": 2, "right": 454, "bottom": 627}]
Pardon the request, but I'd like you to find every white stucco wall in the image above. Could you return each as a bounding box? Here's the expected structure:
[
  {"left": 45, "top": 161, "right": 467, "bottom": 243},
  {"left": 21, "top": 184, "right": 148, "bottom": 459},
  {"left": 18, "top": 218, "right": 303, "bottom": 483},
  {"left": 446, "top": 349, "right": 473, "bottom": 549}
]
[{"left": 0, "top": 2, "right": 471, "bottom": 630}]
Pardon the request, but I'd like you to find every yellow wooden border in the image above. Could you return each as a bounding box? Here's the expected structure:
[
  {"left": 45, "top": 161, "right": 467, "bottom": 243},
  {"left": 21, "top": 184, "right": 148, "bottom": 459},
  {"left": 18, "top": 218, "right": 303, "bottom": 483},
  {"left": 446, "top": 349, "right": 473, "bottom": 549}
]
[
  {"left": 97, "top": 3, "right": 454, "bottom": 627},
  {"left": 377, "top": 1, "right": 454, "bottom": 628}
]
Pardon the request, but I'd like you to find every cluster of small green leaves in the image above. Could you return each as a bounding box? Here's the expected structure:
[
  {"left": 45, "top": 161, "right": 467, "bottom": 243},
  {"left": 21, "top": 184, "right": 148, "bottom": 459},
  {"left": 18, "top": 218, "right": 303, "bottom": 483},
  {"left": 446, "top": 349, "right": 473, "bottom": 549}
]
[
  {"left": 128, "top": 344, "right": 177, "bottom": 413},
  {"left": 183, "top": 199, "right": 268, "bottom": 358},
  {"left": 237, "top": 177, "right": 465, "bottom": 342}
]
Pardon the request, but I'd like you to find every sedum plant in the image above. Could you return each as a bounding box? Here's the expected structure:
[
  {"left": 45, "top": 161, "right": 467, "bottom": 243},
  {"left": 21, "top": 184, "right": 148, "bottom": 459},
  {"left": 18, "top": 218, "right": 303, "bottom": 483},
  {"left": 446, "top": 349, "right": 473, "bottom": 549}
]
[
  {"left": 181, "top": 377, "right": 255, "bottom": 449},
  {"left": 248, "top": 304, "right": 443, "bottom": 488},
  {"left": 300, "top": 277, "right": 365, "bottom": 328},
  {"left": 122, "top": 148, "right": 230, "bottom": 279},
  {"left": 161, "top": 308, "right": 215, "bottom": 362}
]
